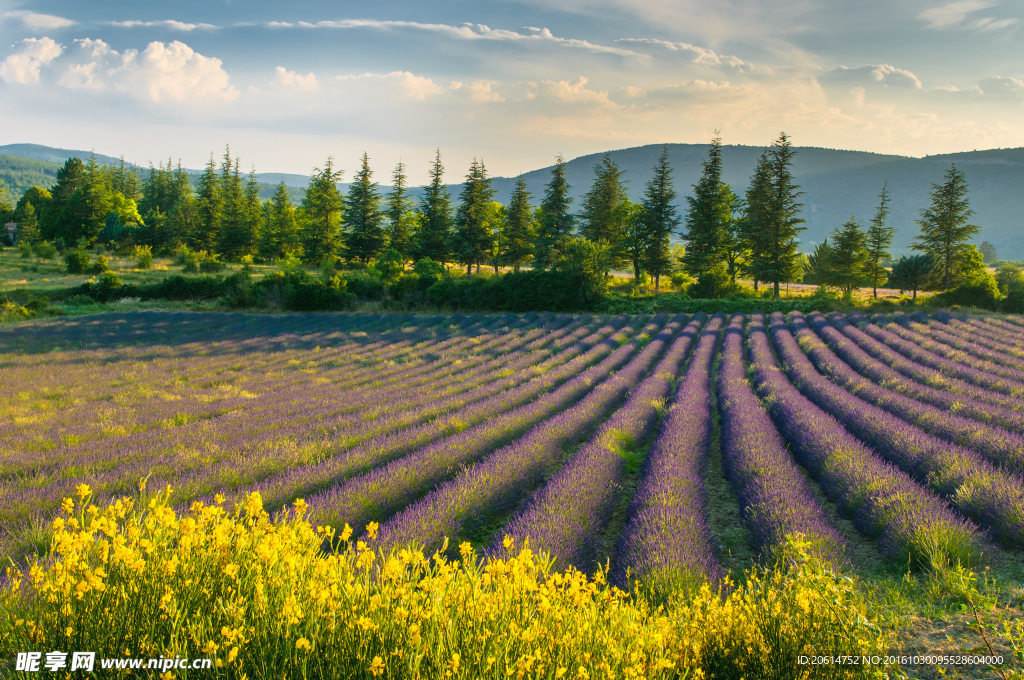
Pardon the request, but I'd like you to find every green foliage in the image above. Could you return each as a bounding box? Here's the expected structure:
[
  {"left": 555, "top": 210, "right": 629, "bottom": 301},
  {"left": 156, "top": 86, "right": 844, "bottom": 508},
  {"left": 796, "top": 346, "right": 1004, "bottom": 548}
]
[
  {"left": 301, "top": 158, "right": 345, "bottom": 265},
  {"left": 193, "top": 154, "right": 223, "bottom": 253},
  {"left": 63, "top": 249, "right": 90, "bottom": 274},
  {"left": 887, "top": 253, "right": 935, "bottom": 300},
  {"left": 367, "top": 247, "right": 405, "bottom": 285},
  {"left": 687, "top": 270, "right": 731, "bottom": 299},
  {"left": 641, "top": 146, "right": 680, "bottom": 292},
  {"left": 87, "top": 271, "right": 123, "bottom": 301},
  {"left": 533, "top": 155, "right": 574, "bottom": 271},
  {"left": 930, "top": 277, "right": 1000, "bottom": 310},
  {"left": 18, "top": 242, "right": 32, "bottom": 259},
  {"left": 34, "top": 240, "right": 57, "bottom": 260},
  {"left": 579, "top": 154, "right": 629, "bottom": 274},
  {"left": 995, "top": 262, "right": 1024, "bottom": 296},
  {"left": 413, "top": 257, "right": 446, "bottom": 283},
  {"left": 912, "top": 163, "right": 980, "bottom": 291},
  {"left": 979, "top": 240, "right": 997, "bottom": 264},
  {"left": 199, "top": 253, "right": 225, "bottom": 274},
  {"left": 414, "top": 150, "right": 454, "bottom": 266},
  {"left": 498, "top": 175, "right": 535, "bottom": 273},
  {"left": 865, "top": 182, "right": 894, "bottom": 298},
  {"left": 829, "top": 216, "right": 869, "bottom": 292},
  {"left": 260, "top": 181, "right": 302, "bottom": 261},
  {"left": 682, "top": 135, "right": 729, "bottom": 282},
  {"left": 345, "top": 153, "right": 386, "bottom": 263},
  {"left": 134, "top": 245, "right": 154, "bottom": 269},
  {"left": 551, "top": 236, "right": 610, "bottom": 305},
  {"left": 87, "top": 255, "right": 110, "bottom": 275},
  {"left": 452, "top": 158, "right": 496, "bottom": 272},
  {"left": 743, "top": 133, "right": 807, "bottom": 298},
  {"left": 385, "top": 162, "right": 414, "bottom": 260}
]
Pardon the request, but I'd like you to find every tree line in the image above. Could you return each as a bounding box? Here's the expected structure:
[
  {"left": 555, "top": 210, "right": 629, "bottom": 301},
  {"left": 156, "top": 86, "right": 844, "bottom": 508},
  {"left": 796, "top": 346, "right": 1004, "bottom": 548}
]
[{"left": 2, "top": 135, "right": 987, "bottom": 301}]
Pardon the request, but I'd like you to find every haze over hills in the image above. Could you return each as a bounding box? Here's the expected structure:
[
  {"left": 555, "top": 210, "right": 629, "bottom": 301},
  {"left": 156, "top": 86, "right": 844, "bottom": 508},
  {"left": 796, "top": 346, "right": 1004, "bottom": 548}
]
[{"left": 3, "top": 142, "right": 1024, "bottom": 258}]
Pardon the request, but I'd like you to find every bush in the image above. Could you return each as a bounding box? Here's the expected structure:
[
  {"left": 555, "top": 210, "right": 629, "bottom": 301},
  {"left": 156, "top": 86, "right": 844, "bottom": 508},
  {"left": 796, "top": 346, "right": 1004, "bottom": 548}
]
[
  {"left": 368, "top": 248, "right": 405, "bottom": 286},
  {"left": 199, "top": 253, "right": 225, "bottom": 273},
  {"left": 687, "top": 271, "right": 730, "bottom": 298},
  {"left": 64, "top": 294, "right": 96, "bottom": 306},
  {"left": 63, "top": 249, "right": 91, "bottom": 275},
  {"left": 18, "top": 242, "right": 32, "bottom": 259},
  {"left": 87, "top": 255, "right": 110, "bottom": 275},
  {"left": 34, "top": 241, "right": 57, "bottom": 261},
  {"left": 134, "top": 245, "right": 153, "bottom": 269},
  {"left": 929, "top": 277, "right": 1000, "bottom": 310},
  {"left": 87, "top": 271, "right": 123, "bottom": 301}
]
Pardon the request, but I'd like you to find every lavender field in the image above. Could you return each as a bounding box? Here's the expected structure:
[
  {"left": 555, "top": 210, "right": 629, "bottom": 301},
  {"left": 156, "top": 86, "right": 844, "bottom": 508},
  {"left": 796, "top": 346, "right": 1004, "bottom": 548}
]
[{"left": 2, "top": 307, "right": 1024, "bottom": 582}]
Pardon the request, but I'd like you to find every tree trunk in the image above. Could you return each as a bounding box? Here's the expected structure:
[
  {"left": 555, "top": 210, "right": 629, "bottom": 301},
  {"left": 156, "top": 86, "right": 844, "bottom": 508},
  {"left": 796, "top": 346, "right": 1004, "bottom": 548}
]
[
  {"left": 467, "top": 263, "right": 472, "bottom": 275},
  {"left": 655, "top": 273, "right": 660, "bottom": 295},
  {"left": 873, "top": 284, "right": 877, "bottom": 299},
  {"left": 773, "top": 280, "right": 781, "bottom": 299}
]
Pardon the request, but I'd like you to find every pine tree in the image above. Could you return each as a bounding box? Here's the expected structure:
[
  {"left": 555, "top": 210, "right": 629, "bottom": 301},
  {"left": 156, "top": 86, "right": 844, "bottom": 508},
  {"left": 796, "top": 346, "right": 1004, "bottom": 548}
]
[
  {"left": 804, "top": 239, "right": 834, "bottom": 287},
  {"left": 345, "top": 153, "right": 386, "bottom": 263},
  {"left": 499, "top": 175, "right": 535, "bottom": 272},
  {"left": 682, "top": 136, "right": 729, "bottom": 283},
  {"left": 980, "top": 241, "right": 997, "bottom": 264},
  {"left": 534, "top": 155, "right": 574, "bottom": 270},
  {"left": 739, "top": 151, "right": 772, "bottom": 292},
  {"left": 236, "top": 169, "right": 262, "bottom": 258},
  {"left": 167, "top": 190, "right": 197, "bottom": 249},
  {"left": 830, "top": 216, "right": 869, "bottom": 293},
  {"left": 912, "top": 164, "right": 980, "bottom": 291},
  {"left": 453, "top": 158, "right": 496, "bottom": 273},
  {"left": 68, "top": 154, "right": 113, "bottom": 246},
  {"left": 746, "top": 133, "right": 806, "bottom": 299},
  {"left": 194, "top": 154, "right": 223, "bottom": 252},
  {"left": 414, "top": 150, "right": 454, "bottom": 266},
  {"left": 620, "top": 199, "right": 647, "bottom": 282},
  {"left": 865, "top": 182, "right": 894, "bottom": 299},
  {"left": 579, "top": 153, "right": 628, "bottom": 275},
  {"left": 642, "top": 145, "right": 681, "bottom": 293},
  {"left": 219, "top": 153, "right": 247, "bottom": 259},
  {"left": 261, "top": 181, "right": 301, "bottom": 260},
  {"left": 16, "top": 201, "right": 40, "bottom": 244},
  {"left": 386, "top": 162, "right": 414, "bottom": 261},
  {"left": 41, "top": 157, "right": 84, "bottom": 242},
  {"left": 301, "top": 157, "right": 344, "bottom": 264},
  {"left": 717, "top": 186, "right": 743, "bottom": 284}
]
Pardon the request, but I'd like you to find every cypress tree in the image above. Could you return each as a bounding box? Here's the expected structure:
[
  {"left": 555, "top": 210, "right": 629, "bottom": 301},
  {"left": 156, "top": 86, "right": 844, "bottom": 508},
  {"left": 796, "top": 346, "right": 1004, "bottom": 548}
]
[
  {"left": 41, "top": 157, "right": 84, "bottom": 242},
  {"left": 746, "top": 133, "right": 806, "bottom": 299},
  {"left": 386, "top": 162, "right": 414, "bottom": 261},
  {"left": 579, "top": 153, "right": 628, "bottom": 275},
  {"left": 830, "top": 216, "right": 869, "bottom": 293},
  {"left": 865, "top": 182, "right": 894, "bottom": 299},
  {"left": 534, "top": 155, "right": 574, "bottom": 270},
  {"left": 911, "top": 163, "right": 980, "bottom": 291},
  {"left": 194, "top": 154, "right": 222, "bottom": 252},
  {"left": 682, "top": 136, "right": 728, "bottom": 282},
  {"left": 642, "top": 145, "right": 680, "bottom": 293},
  {"left": 301, "top": 157, "right": 344, "bottom": 265},
  {"left": 414, "top": 150, "right": 454, "bottom": 266},
  {"left": 453, "top": 158, "right": 496, "bottom": 273},
  {"left": 499, "top": 175, "right": 535, "bottom": 272},
  {"left": 345, "top": 153, "right": 386, "bottom": 263}
]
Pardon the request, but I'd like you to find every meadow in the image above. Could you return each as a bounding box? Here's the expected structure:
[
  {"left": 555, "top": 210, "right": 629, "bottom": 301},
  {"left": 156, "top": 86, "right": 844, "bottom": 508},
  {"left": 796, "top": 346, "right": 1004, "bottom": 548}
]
[{"left": 1, "top": 309, "right": 1023, "bottom": 678}]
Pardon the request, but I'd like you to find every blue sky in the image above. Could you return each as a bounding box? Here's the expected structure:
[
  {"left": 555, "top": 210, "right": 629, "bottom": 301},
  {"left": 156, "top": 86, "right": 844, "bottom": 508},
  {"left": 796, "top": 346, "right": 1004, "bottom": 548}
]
[{"left": 1, "top": 0, "right": 1023, "bottom": 182}]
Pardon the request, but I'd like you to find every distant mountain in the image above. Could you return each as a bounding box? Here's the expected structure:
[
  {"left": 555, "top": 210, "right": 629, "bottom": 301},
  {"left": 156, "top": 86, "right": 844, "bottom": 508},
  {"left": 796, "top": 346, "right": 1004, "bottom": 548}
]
[{"left": 4, "top": 142, "right": 1024, "bottom": 258}]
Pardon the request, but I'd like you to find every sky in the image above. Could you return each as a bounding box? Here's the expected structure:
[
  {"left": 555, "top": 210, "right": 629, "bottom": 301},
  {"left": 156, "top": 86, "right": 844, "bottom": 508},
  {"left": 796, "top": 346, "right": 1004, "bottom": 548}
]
[{"left": 1, "top": 0, "right": 1023, "bottom": 183}]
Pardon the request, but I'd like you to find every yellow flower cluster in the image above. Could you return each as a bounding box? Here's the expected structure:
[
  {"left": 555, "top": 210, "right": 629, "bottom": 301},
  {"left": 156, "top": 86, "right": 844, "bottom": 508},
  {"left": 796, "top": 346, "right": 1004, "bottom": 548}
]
[{"left": 0, "top": 487, "right": 889, "bottom": 679}]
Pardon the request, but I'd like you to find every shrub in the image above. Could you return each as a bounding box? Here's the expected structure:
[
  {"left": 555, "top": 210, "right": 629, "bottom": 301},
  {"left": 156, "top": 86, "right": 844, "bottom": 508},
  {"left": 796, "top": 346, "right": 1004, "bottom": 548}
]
[
  {"left": 87, "top": 255, "right": 110, "bottom": 275},
  {"left": 18, "top": 241, "right": 32, "bottom": 258},
  {"left": 929, "top": 277, "right": 1000, "bottom": 310},
  {"left": 200, "top": 253, "right": 225, "bottom": 273},
  {"left": 34, "top": 241, "right": 57, "bottom": 261},
  {"left": 134, "top": 245, "right": 154, "bottom": 269},
  {"left": 368, "top": 248, "right": 405, "bottom": 286},
  {"left": 0, "top": 489, "right": 890, "bottom": 680},
  {"left": 63, "top": 249, "right": 91, "bottom": 274},
  {"left": 239, "top": 254, "right": 254, "bottom": 265},
  {"left": 87, "top": 271, "right": 123, "bottom": 301},
  {"left": 64, "top": 294, "right": 96, "bottom": 306}
]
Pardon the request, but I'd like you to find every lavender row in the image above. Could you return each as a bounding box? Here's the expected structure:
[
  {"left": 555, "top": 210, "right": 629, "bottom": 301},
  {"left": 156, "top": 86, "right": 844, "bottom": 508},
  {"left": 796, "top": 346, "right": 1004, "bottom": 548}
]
[
  {"left": 304, "top": 316, "right": 665, "bottom": 534},
  {"left": 789, "top": 313, "right": 1024, "bottom": 473},
  {"left": 745, "top": 313, "right": 982, "bottom": 567},
  {"left": 491, "top": 315, "right": 704, "bottom": 571},
  {"left": 937, "top": 313, "right": 1024, "bottom": 350},
  {"left": 0, "top": 314, "right": 613, "bottom": 530},
  {"left": 917, "top": 311, "right": 1024, "bottom": 361},
  {"left": 812, "top": 313, "right": 1024, "bottom": 433},
  {"left": 878, "top": 313, "right": 1024, "bottom": 384},
  {"left": 376, "top": 315, "right": 690, "bottom": 555},
  {"left": 768, "top": 312, "right": 1024, "bottom": 548},
  {"left": 613, "top": 314, "right": 726, "bottom": 591},
  {"left": 825, "top": 313, "right": 1024, "bottom": 414},
  {"left": 717, "top": 314, "right": 847, "bottom": 565},
  {"left": 847, "top": 312, "right": 1024, "bottom": 399}
]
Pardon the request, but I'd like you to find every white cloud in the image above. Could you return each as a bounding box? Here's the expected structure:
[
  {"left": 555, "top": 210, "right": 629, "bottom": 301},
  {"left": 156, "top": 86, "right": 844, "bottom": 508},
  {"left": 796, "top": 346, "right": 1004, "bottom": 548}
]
[
  {"left": 263, "top": 19, "right": 639, "bottom": 57},
  {"left": 275, "top": 66, "right": 318, "bottom": 91},
  {"left": 337, "top": 71, "right": 449, "bottom": 99},
  {"left": 0, "top": 37, "right": 62, "bottom": 84},
  {"left": 4, "top": 10, "right": 75, "bottom": 30},
  {"left": 539, "top": 76, "right": 616, "bottom": 106},
  {"left": 616, "top": 38, "right": 745, "bottom": 68},
  {"left": 621, "top": 85, "right": 645, "bottom": 97},
  {"left": 100, "top": 20, "right": 219, "bottom": 31},
  {"left": 48, "top": 38, "right": 239, "bottom": 103},
  {"left": 821, "top": 64, "right": 923, "bottom": 90},
  {"left": 919, "top": 0, "right": 1018, "bottom": 30},
  {"left": 468, "top": 81, "right": 504, "bottom": 102}
]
